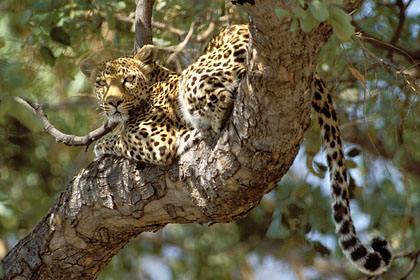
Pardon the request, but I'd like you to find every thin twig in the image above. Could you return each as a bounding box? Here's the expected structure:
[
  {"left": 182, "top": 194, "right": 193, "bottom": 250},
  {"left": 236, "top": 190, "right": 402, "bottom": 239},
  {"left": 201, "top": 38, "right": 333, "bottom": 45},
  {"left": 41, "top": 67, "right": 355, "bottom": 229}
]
[
  {"left": 394, "top": 248, "right": 420, "bottom": 280},
  {"left": 196, "top": 22, "right": 217, "bottom": 42},
  {"left": 352, "top": 21, "right": 420, "bottom": 63},
  {"left": 165, "top": 21, "right": 196, "bottom": 70},
  {"left": 13, "top": 97, "right": 117, "bottom": 147}
]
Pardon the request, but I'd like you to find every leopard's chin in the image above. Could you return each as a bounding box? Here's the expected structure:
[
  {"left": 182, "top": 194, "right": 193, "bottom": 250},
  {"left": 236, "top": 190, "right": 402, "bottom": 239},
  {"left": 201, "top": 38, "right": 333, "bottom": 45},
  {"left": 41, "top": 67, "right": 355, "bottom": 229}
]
[{"left": 108, "top": 113, "right": 128, "bottom": 124}]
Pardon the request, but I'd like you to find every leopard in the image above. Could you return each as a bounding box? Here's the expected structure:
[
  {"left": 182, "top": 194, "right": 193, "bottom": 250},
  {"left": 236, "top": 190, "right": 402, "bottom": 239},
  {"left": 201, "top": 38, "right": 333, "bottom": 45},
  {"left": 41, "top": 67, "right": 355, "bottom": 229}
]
[
  {"left": 81, "top": 24, "right": 392, "bottom": 275},
  {"left": 80, "top": 45, "right": 198, "bottom": 165}
]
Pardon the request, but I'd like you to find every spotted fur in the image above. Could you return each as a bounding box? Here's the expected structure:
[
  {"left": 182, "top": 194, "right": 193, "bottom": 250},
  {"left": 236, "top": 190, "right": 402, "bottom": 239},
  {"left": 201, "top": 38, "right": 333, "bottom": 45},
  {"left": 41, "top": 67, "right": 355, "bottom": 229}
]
[
  {"left": 312, "top": 76, "right": 392, "bottom": 274},
  {"left": 179, "top": 24, "right": 248, "bottom": 136}
]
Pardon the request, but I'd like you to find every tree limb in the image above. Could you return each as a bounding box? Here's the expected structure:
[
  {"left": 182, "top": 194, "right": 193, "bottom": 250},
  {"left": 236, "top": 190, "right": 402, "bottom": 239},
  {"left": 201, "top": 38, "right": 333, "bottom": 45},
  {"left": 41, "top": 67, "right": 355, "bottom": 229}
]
[
  {"left": 13, "top": 97, "right": 117, "bottom": 147},
  {"left": 133, "top": 0, "right": 156, "bottom": 53}
]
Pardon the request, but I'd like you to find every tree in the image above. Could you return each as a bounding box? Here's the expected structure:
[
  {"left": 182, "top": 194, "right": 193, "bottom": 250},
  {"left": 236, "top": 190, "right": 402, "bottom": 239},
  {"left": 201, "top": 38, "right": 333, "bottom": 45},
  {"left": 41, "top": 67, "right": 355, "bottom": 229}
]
[{"left": 1, "top": 0, "right": 419, "bottom": 279}]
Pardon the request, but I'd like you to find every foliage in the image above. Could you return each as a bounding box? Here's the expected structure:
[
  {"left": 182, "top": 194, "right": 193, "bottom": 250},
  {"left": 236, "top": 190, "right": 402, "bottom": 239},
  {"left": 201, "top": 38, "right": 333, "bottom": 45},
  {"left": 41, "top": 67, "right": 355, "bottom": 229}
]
[
  {"left": 276, "top": 0, "right": 355, "bottom": 40},
  {"left": 1, "top": 0, "right": 420, "bottom": 279}
]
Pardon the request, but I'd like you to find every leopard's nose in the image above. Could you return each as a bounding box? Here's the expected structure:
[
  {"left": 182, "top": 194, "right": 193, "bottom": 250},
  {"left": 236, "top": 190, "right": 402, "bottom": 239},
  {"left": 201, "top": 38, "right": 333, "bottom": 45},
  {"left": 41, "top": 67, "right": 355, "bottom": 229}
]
[{"left": 106, "top": 97, "right": 123, "bottom": 107}]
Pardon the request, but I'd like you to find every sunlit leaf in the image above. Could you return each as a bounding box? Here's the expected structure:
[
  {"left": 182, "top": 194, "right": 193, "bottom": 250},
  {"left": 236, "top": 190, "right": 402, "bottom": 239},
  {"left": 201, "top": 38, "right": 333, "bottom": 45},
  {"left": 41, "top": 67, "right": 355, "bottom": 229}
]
[
  {"left": 292, "top": 6, "right": 306, "bottom": 19},
  {"left": 328, "top": 6, "right": 355, "bottom": 41},
  {"left": 345, "top": 159, "right": 358, "bottom": 169},
  {"left": 309, "top": 0, "right": 329, "bottom": 22},
  {"left": 348, "top": 67, "right": 367, "bottom": 85},
  {"left": 299, "top": 10, "right": 318, "bottom": 32}
]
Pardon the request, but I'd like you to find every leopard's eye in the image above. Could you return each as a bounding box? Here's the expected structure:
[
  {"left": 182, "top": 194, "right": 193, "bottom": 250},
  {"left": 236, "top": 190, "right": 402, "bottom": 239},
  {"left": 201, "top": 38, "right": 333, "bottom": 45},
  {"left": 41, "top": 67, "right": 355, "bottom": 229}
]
[
  {"left": 96, "top": 80, "right": 107, "bottom": 86},
  {"left": 124, "top": 75, "right": 136, "bottom": 83}
]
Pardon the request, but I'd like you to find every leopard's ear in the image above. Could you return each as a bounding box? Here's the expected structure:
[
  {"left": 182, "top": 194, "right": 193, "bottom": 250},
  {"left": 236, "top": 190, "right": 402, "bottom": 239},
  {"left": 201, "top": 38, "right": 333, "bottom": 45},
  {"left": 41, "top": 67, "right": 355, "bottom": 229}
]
[
  {"left": 80, "top": 59, "right": 97, "bottom": 80},
  {"left": 134, "top": 44, "right": 158, "bottom": 66}
]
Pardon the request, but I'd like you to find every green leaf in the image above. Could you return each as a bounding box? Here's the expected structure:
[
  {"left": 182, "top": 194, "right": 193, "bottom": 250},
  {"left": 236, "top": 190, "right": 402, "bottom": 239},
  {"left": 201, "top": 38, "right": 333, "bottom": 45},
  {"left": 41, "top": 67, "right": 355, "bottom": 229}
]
[
  {"left": 309, "top": 0, "right": 329, "bottom": 22},
  {"left": 292, "top": 6, "right": 306, "bottom": 19},
  {"left": 290, "top": 17, "right": 299, "bottom": 34},
  {"left": 275, "top": 8, "right": 291, "bottom": 19},
  {"left": 347, "top": 147, "right": 361, "bottom": 157},
  {"left": 328, "top": 6, "right": 355, "bottom": 41},
  {"left": 345, "top": 159, "right": 358, "bottom": 169},
  {"left": 50, "top": 27, "right": 71, "bottom": 46},
  {"left": 299, "top": 10, "right": 318, "bottom": 32},
  {"left": 39, "top": 46, "right": 55, "bottom": 66}
]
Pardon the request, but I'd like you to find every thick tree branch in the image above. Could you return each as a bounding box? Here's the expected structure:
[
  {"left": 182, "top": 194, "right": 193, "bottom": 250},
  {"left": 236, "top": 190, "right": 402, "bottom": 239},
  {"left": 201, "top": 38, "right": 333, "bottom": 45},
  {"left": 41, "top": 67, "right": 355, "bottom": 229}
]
[{"left": 13, "top": 97, "right": 117, "bottom": 147}]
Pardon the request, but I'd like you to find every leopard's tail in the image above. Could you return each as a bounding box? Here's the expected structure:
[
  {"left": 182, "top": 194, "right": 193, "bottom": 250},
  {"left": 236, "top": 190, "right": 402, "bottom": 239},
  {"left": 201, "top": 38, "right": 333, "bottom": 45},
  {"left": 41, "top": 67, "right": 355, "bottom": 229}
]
[{"left": 311, "top": 74, "right": 392, "bottom": 275}]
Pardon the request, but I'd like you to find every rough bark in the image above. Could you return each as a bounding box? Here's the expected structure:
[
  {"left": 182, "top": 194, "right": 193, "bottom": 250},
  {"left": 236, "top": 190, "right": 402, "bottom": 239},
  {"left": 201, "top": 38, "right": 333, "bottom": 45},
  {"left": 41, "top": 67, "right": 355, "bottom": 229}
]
[
  {"left": 2, "top": 0, "right": 364, "bottom": 279},
  {"left": 133, "top": 0, "right": 155, "bottom": 53}
]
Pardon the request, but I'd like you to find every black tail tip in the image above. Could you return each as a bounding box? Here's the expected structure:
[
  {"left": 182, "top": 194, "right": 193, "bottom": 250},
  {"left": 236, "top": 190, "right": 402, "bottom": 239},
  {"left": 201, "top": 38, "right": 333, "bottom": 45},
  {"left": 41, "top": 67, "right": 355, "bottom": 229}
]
[
  {"left": 371, "top": 236, "right": 393, "bottom": 266},
  {"left": 371, "top": 236, "right": 389, "bottom": 250}
]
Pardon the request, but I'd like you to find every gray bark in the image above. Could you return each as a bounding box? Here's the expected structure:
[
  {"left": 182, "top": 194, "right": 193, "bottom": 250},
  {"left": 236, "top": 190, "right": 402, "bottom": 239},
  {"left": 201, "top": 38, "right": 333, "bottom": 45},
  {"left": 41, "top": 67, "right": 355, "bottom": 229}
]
[
  {"left": 133, "top": 0, "right": 155, "bottom": 53},
  {"left": 2, "top": 0, "right": 364, "bottom": 279}
]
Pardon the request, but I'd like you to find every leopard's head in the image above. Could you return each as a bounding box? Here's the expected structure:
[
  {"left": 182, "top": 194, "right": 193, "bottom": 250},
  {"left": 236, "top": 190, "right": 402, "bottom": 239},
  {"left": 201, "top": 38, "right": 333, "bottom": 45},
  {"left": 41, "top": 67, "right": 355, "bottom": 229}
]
[{"left": 81, "top": 45, "right": 158, "bottom": 123}]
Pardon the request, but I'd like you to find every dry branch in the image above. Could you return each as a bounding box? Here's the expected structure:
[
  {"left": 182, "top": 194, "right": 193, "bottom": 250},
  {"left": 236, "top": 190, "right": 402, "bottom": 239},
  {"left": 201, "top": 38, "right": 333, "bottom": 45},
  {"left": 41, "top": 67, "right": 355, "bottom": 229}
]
[{"left": 13, "top": 97, "right": 117, "bottom": 147}]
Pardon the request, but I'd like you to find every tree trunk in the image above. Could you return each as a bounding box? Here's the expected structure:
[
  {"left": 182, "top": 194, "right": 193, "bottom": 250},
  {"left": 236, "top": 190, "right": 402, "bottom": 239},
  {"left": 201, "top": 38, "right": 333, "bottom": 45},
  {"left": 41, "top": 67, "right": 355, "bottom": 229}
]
[{"left": 2, "top": 0, "right": 363, "bottom": 279}]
